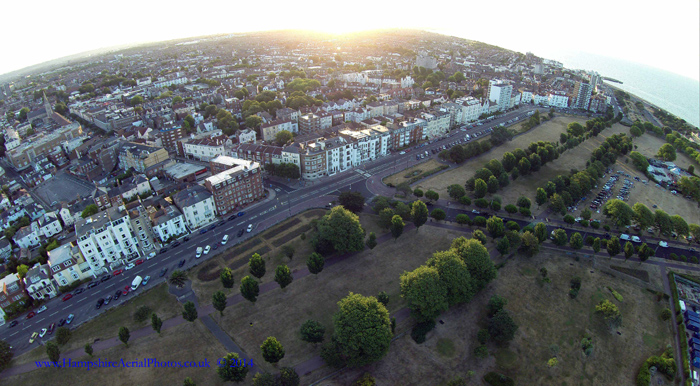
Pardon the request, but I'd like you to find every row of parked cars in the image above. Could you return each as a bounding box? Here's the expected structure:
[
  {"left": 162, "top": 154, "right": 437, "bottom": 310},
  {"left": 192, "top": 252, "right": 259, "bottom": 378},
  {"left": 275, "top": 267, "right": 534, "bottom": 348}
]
[{"left": 590, "top": 175, "right": 619, "bottom": 211}]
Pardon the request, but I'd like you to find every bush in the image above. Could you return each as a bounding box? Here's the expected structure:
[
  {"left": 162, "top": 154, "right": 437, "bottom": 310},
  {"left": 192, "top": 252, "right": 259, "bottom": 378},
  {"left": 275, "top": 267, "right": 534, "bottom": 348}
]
[
  {"left": 411, "top": 320, "right": 436, "bottom": 344},
  {"left": 477, "top": 328, "right": 491, "bottom": 344},
  {"left": 692, "top": 256, "right": 699, "bottom": 264},
  {"left": 505, "top": 221, "right": 520, "bottom": 232},
  {"left": 473, "top": 216, "right": 486, "bottom": 227},
  {"left": 504, "top": 204, "right": 518, "bottom": 214},
  {"left": 459, "top": 196, "right": 471, "bottom": 206},
  {"left": 490, "top": 201, "right": 501, "bottom": 211},
  {"left": 569, "top": 288, "right": 579, "bottom": 299},
  {"left": 564, "top": 215, "right": 575, "bottom": 224},
  {"left": 484, "top": 372, "right": 515, "bottom": 386},
  {"left": 670, "top": 253, "right": 678, "bottom": 260},
  {"left": 591, "top": 221, "right": 600, "bottom": 229},
  {"left": 474, "top": 198, "right": 489, "bottom": 208},
  {"left": 660, "top": 308, "right": 672, "bottom": 321},
  {"left": 580, "top": 220, "right": 589, "bottom": 227},
  {"left": 474, "top": 345, "right": 488, "bottom": 359},
  {"left": 603, "top": 225, "right": 611, "bottom": 231},
  {"left": 134, "top": 305, "right": 152, "bottom": 323},
  {"left": 518, "top": 207, "right": 531, "bottom": 216}
]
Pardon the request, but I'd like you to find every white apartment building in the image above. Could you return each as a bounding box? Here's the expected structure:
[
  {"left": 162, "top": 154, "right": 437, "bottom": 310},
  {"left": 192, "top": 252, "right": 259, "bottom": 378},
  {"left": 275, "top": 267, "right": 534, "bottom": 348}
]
[
  {"left": 150, "top": 205, "right": 189, "bottom": 243},
  {"left": 339, "top": 126, "right": 390, "bottom": 166},
  {"left": 14, "top": 226, "right": 40, "bottom": 249},
  {"left": 75, "top": 205, "right": 141, "bottom": 275},
  {"left": 488, "top": 79, "right": 514, "bottom": 111},
  {"left": 184, "top": 138, "right": 226, "bottom": 161},
  {"left": 172, "top": 185, "right": 216, "bottom": 230},
  {"left": 47, "top": 243, "right": 93, "bottom": 286},
  {"left": 37, "top": 212, "right": 63, "bottom": 238},
  {"left": 237, "top": 128, "right": 257, "bottom": 144},
  {"left": 533, "top": 94, "right": 550, "bottom": 106},
  {"left": 420, "top": 111, "right": 450, "bottom": 139},
  {"left": 261, "top": 119, "right": 298, "bottom": 142},
  {"left": 548, "top": 93, "right": 569, "bottom": 108},
  {"left": 455, "top": 97, "right": 482, "bottom": 124},
  {"left": 520, "top": 91, "right": 534, "bottom": 104},
  {"left": 24, "top": 263, "right": 58, "bottom": 301}
]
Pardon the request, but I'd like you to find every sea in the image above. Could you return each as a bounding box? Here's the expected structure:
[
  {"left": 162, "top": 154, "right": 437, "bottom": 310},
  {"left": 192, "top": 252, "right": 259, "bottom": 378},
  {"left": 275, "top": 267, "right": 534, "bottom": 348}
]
[{"left": 544, "top": 50, "right": 700, "bottom": 128}]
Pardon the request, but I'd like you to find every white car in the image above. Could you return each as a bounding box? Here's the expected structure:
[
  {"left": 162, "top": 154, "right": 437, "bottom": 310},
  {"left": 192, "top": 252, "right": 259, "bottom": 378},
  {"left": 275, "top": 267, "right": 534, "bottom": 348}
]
[
  {"left": 39, "top": 328, "right": 47, "bottom": 338},
  {"left": 203, "top": 245, "right": 211, "bottom": 255},
  {"left": 148, "top": 252, "right": 157, "bottom": 260},
  {"left": 659, "top": 241, "right": 668, "bottom": 248},
  {"left": 631, "top": 236, "right": 641, "bottom": 243},
  {"left": 143, "top": 276, "right": 150, "bottom": 285},
  {"left": 399, "top": 151, "right": 406, "bottom": 155},
  {"left": 125, "top": 263, "right": 135, "bottom": 270},
  {"left": 36, "top": 305, "right": 47, "bottom": 314},
  {"left": 247, "top": 224, "right": 253, "bottom": 233}
]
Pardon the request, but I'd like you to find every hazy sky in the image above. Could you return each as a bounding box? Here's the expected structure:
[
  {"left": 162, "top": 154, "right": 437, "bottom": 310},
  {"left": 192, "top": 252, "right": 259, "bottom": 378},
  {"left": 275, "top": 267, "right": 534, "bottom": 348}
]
[{"left": 1, "top": 0, "right": 698, "bottom": 81}]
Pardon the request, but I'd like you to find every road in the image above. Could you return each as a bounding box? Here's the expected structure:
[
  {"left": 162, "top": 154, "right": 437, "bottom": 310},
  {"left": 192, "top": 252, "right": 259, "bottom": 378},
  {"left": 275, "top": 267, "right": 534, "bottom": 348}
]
[{"left": 0, "top": 104, "right": 643, "bottom": 356}]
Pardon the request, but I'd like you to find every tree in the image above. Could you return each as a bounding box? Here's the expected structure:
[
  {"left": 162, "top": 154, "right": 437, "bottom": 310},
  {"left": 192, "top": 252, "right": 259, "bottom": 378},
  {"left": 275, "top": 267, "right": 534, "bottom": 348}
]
[
  {"left": 218, "top": 352, "right": 249, "bottom": 383},
  {"left": 624, "top": 241, "right": 634, "bottom": 260},
  {"left": 413, "top": 188, "right": 424, "bottom": 198},
  {"left": 0, "top": 340, "right": 13, "bottom": 369},
  {"left": 275, "top": 130, "right": 293, "bottom": 146},
  {"left": 672, "top": 215, "right": 690, "bottom": 236},
  {"left": 245, "top": 115, "right": 263, "bottom": 130},
  {"left": 390, "top": 215, "right": 405, "bottom": 241},
  {"left": 394, "top": 202, "right": 411, "bottom": 221},
  {"left": 487, "top": 175, "right": 499, "bottom": 194},
  {"left": 84, "top": 343, "right": 93, "bottom": 357},
  {"left": 151, "top": 313, "right": 163, "bottom": 334},
  {"left": 300, "top": 319, "right": 325, "bottom": 343},
  {"left": 316, "top": 206, "right": 365, "bottom": 254},
  {"left": 430, "top": 208, "right": 446, "bottom": 221},
  {"left": 450, "top": 237, "right": 496, "bottom": 291},
  {"left": 306, "top": 252, "right": 324, "bottom": 275},
  {"left": 249, "top": 253, "right": 266, "bottom": 279},
  {"left": 220, "top": 267, "right": 235, "bottom": 289},
  {"left": 486, "top": 216, "right": 505, "bottom": 238},
  {"left": 633, "top": 203, "right": 655, "bottom": 229},
  {"left": 129, "top": 95, "right": 144, "bottom": 106},
  {"left": 119, "top": 326, "right": 130, "bottom": 346},
  {"left": 519, "top": 231, "right": 540, "bottom": 256},
  {"left": 281, "top": 245, "right": 295, "bottom": 260},
  {"left": 603, "top": 199, "right": 634, "bottom": 227},
  {"left": 595, "top": 299, "right": 621, "bottom": 330},
  {"left": 449, "top": 145, "right": 467, "bottom": 163},
  {"left": 378, "top": 208, "right": 395, "bottom": 229},
  {"left": 496, "top": 237, "right": 510, "bottom": 255},
  {"left": 660, "top": 308, "right": 672, "bottom": 321},
  {"left": 657, "top": 143, "right": 676, "bottom": 161},
  {"left": 260, "top": 336, "right": 285, "bottom": 364},
  {"left": 536, "top": 188, "right": 548, "bottom": 207},
  {"left": 240, "top": 276, "right": 260, "bottom": 303},
  {"left": 549, "top": 193, "right": 566, "bottom": 215},
  {"left": 456, "top": 214, "right": 471, "bottom": 225},
  {"left": 213, "top": 291, "right": 227, "bottom": 316},
  {"left": 183, "top": 301, "right": 198, "bottom": 322},
  {"left": 333, "top": 293, "right": 392, "bottom": 367},
  {"left": 638, "top": 243, "right": 654, "bottom": 262},
  {"left": 279, "top": 367, "right": 300, "bottom": 386},
  {"left": 487, "top": 295, "right": 508, "bottom": 317},
  {"left": 46, "top": 341, "right": 60, "bottom": 362},
  {"left": 169, "top": 270, "right": 188, "bottom": 288},
  {"left": 517, "top": 196, "right": 531, "bottom": 209},
  {"left": 570, "top": 232, "right": 583, "bottom": 250},
  {"left": 655, "top": 210, "right": 674, "bottom": 235},
  {"left": 427, "top": 250, "right": 476, "bottom": 307},
  {"left": 448, "top": 184, "right": 466, "bottom": 199},
  {"left": 593, "top": 237, "right": 601, "bottom": 253},
  {"left": 552, "top": 229, "right": 568, "bottom": 246},
  {"left": 534, "top": 223, "right": 547, "bottom": 243},
  {"left": 16, "top": 264, "right": 29, "bottom": 279},
  {"left": 400, "top": 265, "right": 449, "bottom": 322},
  {"left": 275, "top": 265, "right": 293, "bottom": 288},
  {"left": 338, "top": 191, "right": 365, "bottom": 213},
  {"left": 56, "top": 326, "right": 71, "bottom": 345},
  {"left": 489, "top": 309, "right": 519, "bottom": 343},
  {"left": 474, "top": 178, "right": 487, "bottom": 198},
  {"left": 502, "top": 152, "right": 516, "bottom": 172},
  {"left": 425, "top": 190, "right": 439, "bottom": 202},
  {"left": 376, "top": 291, "right": 390, "bottom": 306},
  {"left": 81, "top": 204, "right": 99, "bottom": 218},
  {"left": 366, "top": 232, "right": 377, "bottom": 249},
  {"left": 607, "top": 236, "right": 621, "bottom": 257},
  {"left": 518, "top": 157, "right": 531, "bottom": 175},
  {"left": 411, "top": 200, "right": 429, "bottom": 231}
]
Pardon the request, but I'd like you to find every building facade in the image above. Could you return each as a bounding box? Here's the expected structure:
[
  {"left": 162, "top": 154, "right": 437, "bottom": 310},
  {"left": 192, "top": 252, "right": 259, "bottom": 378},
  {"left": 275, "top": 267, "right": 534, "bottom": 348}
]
[
  {"left": 172, "top": 185, "right": 216, "bottom": 230},
  {"left": 204, "top": 156, "right": 264, "bottom": 216}
]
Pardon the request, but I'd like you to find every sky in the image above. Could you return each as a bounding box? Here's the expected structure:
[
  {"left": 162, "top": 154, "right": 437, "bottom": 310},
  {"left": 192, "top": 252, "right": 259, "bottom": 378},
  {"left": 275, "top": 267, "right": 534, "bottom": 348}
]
[{"left": 1, "top": 0, "right": 698, "bottom": 81}]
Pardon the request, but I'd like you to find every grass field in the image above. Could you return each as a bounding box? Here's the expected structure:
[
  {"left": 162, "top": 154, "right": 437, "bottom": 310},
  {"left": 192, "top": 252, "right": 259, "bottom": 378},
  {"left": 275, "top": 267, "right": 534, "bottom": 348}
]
[
  {"left": 383, "top": 159, "right": 445, "bottom": 187},
  {"left": 11, "top": 283, "right": 182, "bottom": 367},
  {"left": 416, "top": 116, "right": 584, "bottom": 200},
  {"left": 214, "top": 222, "right": 466, "bottom": 380},
  {"left": 328, "top": 250, "right": 673, "bottom": 386},
  {"left": 5, "top": 320, "right": 229, "bottom": 386},
  {"left": 631, "top": 131, "right": 698, "bottom": 171}
]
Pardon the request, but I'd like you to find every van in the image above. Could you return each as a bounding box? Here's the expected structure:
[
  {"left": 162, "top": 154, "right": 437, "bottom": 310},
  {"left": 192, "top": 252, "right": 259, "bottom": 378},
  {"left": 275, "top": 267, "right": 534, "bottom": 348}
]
[
  {"left": 196, "top": 247, "right": 203, "bottom": 258},
  {"left": 631, "top": 236, "right": 641, "bottom": 243},
  {"left": 691, "top": 337, "right": 700, "bottom": 346},
  {"left": 620, "top": 234, "right": 630, "bottom": 241},
  {"left": 131, "top": 276, "right": 143, "bottom": 291},
  {"left": 688, "top": 322, "right": 700, "bottom": 333},
  {"left": 222, "top": 235, "right": 229, "bottom": 245}
]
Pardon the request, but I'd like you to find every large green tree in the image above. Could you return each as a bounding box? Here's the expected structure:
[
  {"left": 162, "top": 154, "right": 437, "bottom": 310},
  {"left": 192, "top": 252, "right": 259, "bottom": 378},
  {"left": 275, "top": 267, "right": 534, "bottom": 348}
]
[
  {"left": 275, "top": 130, "right": 293, "bottom": 146},
  {"left": 213, "top": 291, "right": 227, "bottom": 316},
  {"left": 316, "top": 206, "right": 365, "bottom": 254},
  {"left": 249, "top": 253, "right": 266, "bottom": 279},
  {"left": 240, "top": 276, "right": 260, "bottom": 303},
  {"left": 390, "top": 215, "right": 405, "bottom": 241},
  {"left": 488, "top": 309, "right": 519, "bottom": 343},
  {"left": 220, "top": 267, "right": 235, "bottom": 288},
  {"left": 119, "top": 326, "right": 130, "bottom": 346},
  {"left": 274, "top": 265, "right": 293, "bottom": 288},
  {"left": 426, "top": 250, "right": 476, "bottom": 307},
  {"left": 603, "top": 199, "right": 634, "bottom": 227},
  {"left": 486, "top": 216, "right": 505, "bottom": 238},
  {"left": 46, "top": 341, "right": 60, "bottom": 362},
  {"left": 633, "top": 203, "right": 655, "bottom": 229},
  {"left": 400, "top": 265, "right": 449, "bottom": 322},
  {"left": 332, "top": 293, "right": 392, "bottom": 367},
  {"left": 570, "top": 232, "right": 583, "bottom": 250},
  {"left": 182, "top": 301, "right": 198, "bottom": 322},
  {"left": 338, "top": 191, "right": 365, "bottom": 213},
  {"left": 607, "top": 236, "right": 621, "bottom": 257},
  {"left": 306, "top": 252, "right": 325, "bottom": 275},
  {"left": 450, "top": 237, "right": 496, "bottom": 291},
  {"left": 260, "top": 337, "right": 285, "bottom": 364},
  {"left": 300, "top": 319, "right": 325, "bottom": 343},
  {"left": 411, "top": 200, "right": 429, "bottom": 231},
  {"left": 0, "top": 340, "right": 13, "bottom": 369},
  {"left": 656, "top": 143, "right": 676, "bottom": 161},
  {"left": 218, "top": 352, "right": 249, "bottom": 382},
  {"left": 474, "top": 178, "right": 487, "bottom": 198}
]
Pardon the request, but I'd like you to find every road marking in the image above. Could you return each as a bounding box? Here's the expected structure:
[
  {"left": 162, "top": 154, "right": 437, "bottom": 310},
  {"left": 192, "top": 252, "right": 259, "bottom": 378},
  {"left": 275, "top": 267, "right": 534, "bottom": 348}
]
[{"left": 49, "top": 311, "right": 59, "bottom": 317}]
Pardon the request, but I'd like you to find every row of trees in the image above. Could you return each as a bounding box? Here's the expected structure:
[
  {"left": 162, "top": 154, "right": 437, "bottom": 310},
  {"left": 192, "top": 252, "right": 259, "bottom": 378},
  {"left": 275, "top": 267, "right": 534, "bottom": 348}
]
[
  {"left": 540, "top": 133, "right": 634, "bottom": 215},
  {"left": 265, "top": 163, "right": 300, "bottom": 179},
  {"left": 602, "top": 199, "right": 698, "bottom": 238}
]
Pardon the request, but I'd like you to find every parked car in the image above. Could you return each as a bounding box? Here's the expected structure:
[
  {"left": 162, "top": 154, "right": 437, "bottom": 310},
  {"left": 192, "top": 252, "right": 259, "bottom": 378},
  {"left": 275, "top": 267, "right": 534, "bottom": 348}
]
[
  {"left": 113, "top": 290, "right": 121, "bottom": 300},
  {"left": 222, "top": 235, "right": 229, "bottom": 245},
  {"left": 148, "top": 251, "right": 157, "bottom": 259},
  {"left": 199, "top": 229, "right": 208, "bottom": 235},
  {"left": 112, "top": 269, "right": 124, "bottom": 276},
  {"left": 95, "top": 299, "right": 104, "bottom": 309},
  {"left": 48, "top": 323, "right": 55, "bottom": 335},
  {"left": 29, "top": 332, "right": 38, "bottom": 343},
  {"left": 134, "top": 259, "right": 144, "bottom": 266},
  {"left": 125, "top": 263, "right": 136, "bottom": 270},
  {"left": 122, "top": 286, "right": 130, "bottom": 296},
  {"left": 172, "top": 241, "right": 181, "bottom": 247},
  {"left": 159, "top": 248, "right": 167, "bottom": 255},
  {"left": 9, "top": 320, "right": 18, "bottom": 328},
  {"left": 58, "top": 319, "right": 66, "bottom": 327},
  {"left": 237, "top": 229, "right": 245, "bottom": 237},
  {"left": 66, "top": 314, "right": 75, "bottom": 324},
  {"left": 37, "top": 305, "right": 47, "bottom": 313},
  {"left": 101, "top": 274, "right": 111, "bottom": 282},
  {"left": 183, "top": 236, "right": 190, "bottom": 242},
  {"left": 159, "top": 268, "right": 168, "bottom": 277},
  {"left": 62, "top": 293, "right": 73, "bottom": 302},
  {"left": 178, "top": 259, "right": 186, "bottom": 268},
  {"left": 73, "top": 287, "right": 85, "bottom": 295},
  {"left": 203, "top": 245, "right": 211, "bottom": 255},
  {"left": 208, "top": 224, "right": 217, "bottom": 231},
  {"left": 143, "top": 276, "right": 150, "bottom": 285},
  {"left": 247, "top": 224, "right": 253, "bottom": 233},
  {"left": 87, "top": 281, "right": 100, "bottom": 289},
  {"left": 631, "top": 236, "right": 641, "bottom": 243},
  {"left": 39, "top": 328, "right": 47, "bottom": 338},
  {"left": 659, "top": 241, "right": 668, "bottom": 248},
  {"left": 196, "top": 247, "right": 203, "bottom": 258}
]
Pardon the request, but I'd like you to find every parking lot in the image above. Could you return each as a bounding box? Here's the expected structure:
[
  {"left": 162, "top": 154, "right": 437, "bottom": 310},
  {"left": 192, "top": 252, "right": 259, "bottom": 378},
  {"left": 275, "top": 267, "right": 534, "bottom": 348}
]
[{"left": 34, "top": 171, "right": 95, "bottom": 207}]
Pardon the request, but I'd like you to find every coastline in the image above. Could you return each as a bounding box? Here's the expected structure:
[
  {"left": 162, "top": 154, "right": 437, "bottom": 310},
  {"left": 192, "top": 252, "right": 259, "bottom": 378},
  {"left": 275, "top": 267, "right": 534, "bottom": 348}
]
[{"left": 604, "top": 82, "right": 697, "bottom": 130}]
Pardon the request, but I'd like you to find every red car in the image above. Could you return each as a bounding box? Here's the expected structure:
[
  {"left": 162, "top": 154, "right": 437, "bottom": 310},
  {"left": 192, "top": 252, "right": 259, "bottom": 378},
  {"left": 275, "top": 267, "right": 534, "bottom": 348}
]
[
  {"left": 112, "top": 269, "right": 124, "bottom": 276},
  {"left": 26, "top": 311, "right": 36, "bottom": 319},
  {"left": 122, "top": 286, "right": 130, "bottom": 296},
  {"left": 62, "top": 293, "right": 73, "bottom": 302},
  {"left": 134, "top": 259, "right": 144, "bottom": 266}
]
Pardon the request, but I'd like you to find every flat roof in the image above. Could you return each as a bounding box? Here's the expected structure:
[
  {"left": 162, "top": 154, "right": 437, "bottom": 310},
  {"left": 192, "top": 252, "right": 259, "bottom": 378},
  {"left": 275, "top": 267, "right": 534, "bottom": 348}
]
[{"left": 164, "top": 162, "right": 207, "bottom": 179}]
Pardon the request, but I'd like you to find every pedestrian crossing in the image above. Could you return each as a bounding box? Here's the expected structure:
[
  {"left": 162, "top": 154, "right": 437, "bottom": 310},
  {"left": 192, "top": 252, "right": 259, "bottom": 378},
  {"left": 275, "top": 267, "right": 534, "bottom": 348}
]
[{"left": 355, "top": 169, "right": 372, "bottom": 178}]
